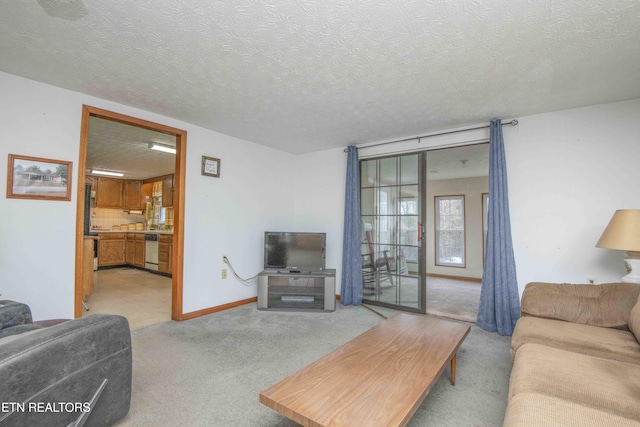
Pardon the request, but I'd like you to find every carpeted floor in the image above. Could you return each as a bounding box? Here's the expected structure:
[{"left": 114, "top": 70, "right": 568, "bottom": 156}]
[
  {"left": 114, "top": 303, "right": 512, "bottom": 427},
  {"left": 369, "top": 276, "right": 481, "bottom": 323},
  {"left": 426, "top": 277, "right": 481, "bottom": 323}
]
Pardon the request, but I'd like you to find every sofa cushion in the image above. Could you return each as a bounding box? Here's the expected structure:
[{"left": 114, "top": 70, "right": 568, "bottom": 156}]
[
  {"left": 0, "top": 327, "right": 43, "bottom": 345},
  {"left": 509, "top": 343, "right": 640, "bottom": 421},
  {"left": 0, "top": 323, "right": 42, "bottom": 339},
  {"left": 629, "top": 293, "right": 640, "bottom": 342},
  {"left": 521, "top": 282, "right": 640, "bottom": 329},
  {"left": 511, "top": 316, "right": 640, "bottom": 365},
  {"left": 503, "top": 393, "right": 640, "bottom": 427}
]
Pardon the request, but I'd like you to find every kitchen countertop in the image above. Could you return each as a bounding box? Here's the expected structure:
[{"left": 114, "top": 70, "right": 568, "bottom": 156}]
[{"left": 93, "top": 229, "right": 174, "bottom": 235}]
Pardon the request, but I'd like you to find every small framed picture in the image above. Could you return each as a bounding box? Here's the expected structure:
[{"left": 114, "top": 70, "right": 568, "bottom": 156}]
[
  {"left": 6, "top": 154, "right": 72, "bottom": 201},
  {"left": 201, "top": 156, "right": 220, "bottom": 178}
]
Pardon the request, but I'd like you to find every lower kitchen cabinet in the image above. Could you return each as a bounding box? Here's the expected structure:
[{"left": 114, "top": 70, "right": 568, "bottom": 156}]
[
  {"left": 158, "top": 234, "right": 172, "bottom": 275},
  {"left": 126, "top": 233, "right": 145, "bottom": 268},
  {"left": 98, "top": 231, "right": 167, "bottom": 272},
  {"left": 133, "top": 234, "right": 145, "bottom": 268},
  {"left": 98, "top": 233, "right": 126, "bottom": 267},
  {"left": 125, "top": 237, "right": 134, "bottom": 265}
]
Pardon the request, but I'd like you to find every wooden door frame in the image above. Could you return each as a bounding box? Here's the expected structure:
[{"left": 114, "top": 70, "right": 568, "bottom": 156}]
[{"left": 74, "top": 105, "right": 187, "bottom": 320}]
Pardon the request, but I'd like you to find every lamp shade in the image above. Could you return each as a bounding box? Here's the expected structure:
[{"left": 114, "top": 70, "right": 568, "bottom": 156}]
[{"left": 596, "top": 210, "right": 640, "bottom": 251}]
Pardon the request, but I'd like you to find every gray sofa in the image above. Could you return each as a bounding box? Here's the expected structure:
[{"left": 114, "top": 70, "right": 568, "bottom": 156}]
[{"left": 0, "top": 301, "right": 132, "bottom": 426}]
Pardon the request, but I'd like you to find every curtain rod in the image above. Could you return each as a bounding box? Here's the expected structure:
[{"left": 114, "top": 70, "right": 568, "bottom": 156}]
[{"left": 344, "top": 119, "right": 518, "bottom": 152}]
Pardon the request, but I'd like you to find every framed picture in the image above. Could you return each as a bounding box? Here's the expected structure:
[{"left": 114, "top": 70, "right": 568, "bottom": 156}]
[
  {"left": 201, "top": 155, "right": 220, "bottom": 178},
  {"left": 6, "top": 154, "right": 72, "bottom": 201}
]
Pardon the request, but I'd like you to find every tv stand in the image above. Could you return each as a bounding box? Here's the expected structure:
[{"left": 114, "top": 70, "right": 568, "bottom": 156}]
[{"left": 258, "top": 269, "right": 336, "bottom": 312}]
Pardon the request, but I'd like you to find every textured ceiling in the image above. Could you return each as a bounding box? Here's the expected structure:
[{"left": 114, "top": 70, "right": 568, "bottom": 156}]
[
  {"left": 87, "top": 116, "right": 175, "bottom": 180},
  {"left": 426, "top": 143, "right": 488, "bottom": 181},
  {"left": 1, "top": 0, "right": 639, "bottom": 154}
]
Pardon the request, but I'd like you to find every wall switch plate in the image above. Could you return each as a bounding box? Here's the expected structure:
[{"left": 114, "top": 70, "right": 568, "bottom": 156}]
[{"left": 222, "top": 269, "right": 227, "bottom": 279}]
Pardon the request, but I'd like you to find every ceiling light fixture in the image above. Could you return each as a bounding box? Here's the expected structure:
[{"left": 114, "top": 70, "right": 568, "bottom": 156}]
[
  {"left": 148, "top": 142, "right": 176, "bottom": 154},
  {"left": 91, "top": 169, "right": 124, "bottom": 177}
]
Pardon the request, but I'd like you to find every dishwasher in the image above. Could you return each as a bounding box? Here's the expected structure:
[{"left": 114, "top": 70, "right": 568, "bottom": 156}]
[{"left": 144, "top": 234, "right": 159, "bottom": 271}]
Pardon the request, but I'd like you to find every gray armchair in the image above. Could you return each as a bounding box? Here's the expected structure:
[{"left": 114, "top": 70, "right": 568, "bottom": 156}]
[{"left": 0, "top": 301, "right": 132, "bottom": 426}]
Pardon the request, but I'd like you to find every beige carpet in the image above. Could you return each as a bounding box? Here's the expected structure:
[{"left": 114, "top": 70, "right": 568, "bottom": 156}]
[
  {"left": 368, "top": 276, "right": 481, "bottom": 323},
  {"left": 426, "top": 277, "right": 481, "bottom": 323},
  {"left": 82, "top": 268, "right": 172, "bottom": 330},
  {"left": 114, "top": 303, "right": 512, "bottom": 426}
]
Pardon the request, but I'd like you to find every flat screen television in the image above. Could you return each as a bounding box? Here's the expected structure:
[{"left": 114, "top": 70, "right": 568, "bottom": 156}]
[{"left": 264, "top": 232, "right": 326, "bottom": 271}]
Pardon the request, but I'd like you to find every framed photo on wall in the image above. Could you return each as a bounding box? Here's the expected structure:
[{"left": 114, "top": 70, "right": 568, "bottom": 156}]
[
  {"left": 6, "top": 154, "right": 72, "bottom": 201},
  {"left": 201, "top": 155, "right": 220, "bottom": 178}
]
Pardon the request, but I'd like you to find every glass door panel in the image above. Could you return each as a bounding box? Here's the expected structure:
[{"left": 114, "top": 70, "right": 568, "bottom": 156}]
[{"left": 360, "top": 153, "right": 425, "bottom": 313}]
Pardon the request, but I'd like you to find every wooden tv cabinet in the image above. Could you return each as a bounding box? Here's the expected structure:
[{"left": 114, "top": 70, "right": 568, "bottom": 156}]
[{"left": 257, "top": 269, "right": 336, "bottom": 312}]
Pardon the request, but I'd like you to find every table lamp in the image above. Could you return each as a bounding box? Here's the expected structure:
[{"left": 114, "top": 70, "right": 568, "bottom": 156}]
[{"left": 596, "top": 209, "right": 640, "bottom": 284}]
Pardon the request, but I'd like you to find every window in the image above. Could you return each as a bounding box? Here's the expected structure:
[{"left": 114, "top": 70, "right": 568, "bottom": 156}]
[
  {"left": 435, "top": 195, "right": 465, "bottom": 267},
  {"left": 159, "top": 207, "right": 167, "bottom": 224}
]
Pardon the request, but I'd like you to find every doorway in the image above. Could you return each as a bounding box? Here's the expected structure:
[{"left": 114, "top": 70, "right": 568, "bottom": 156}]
[
  {"left": 359, "top": 144, "right": 488, "bottom": 320},
  {"left": 74, "top": 105, "right": 186, "bottom": 321},
  {"left": 425, "top": 143, "right": 488, "bottom": 321}
]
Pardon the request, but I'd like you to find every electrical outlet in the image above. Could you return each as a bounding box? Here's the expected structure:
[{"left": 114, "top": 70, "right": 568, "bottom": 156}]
[
  {"left": 222, "top": 269, "right": 227, "bottom": 279},
  {"left": 587, "top": 277, "right": 596, "bottom": 284}
]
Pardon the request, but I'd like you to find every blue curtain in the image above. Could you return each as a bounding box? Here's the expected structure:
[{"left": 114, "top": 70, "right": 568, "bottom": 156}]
[
  {"left": 476, "top": 120, "right": 521, "bottom": 336},
  {"left": 340, "top": 145, "right": 363, "bottom": 305}
]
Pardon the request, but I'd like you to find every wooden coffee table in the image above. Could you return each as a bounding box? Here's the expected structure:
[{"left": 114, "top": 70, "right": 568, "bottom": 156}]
[{"left": 259, "top": 313, "right": 470, "bottom": 427}]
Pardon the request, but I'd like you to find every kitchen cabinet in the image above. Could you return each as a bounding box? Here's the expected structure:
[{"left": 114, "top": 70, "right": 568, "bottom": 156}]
[
  {"left": 95, "top": 177, "right": 123, "bottom": 208},
  {"left": 125, "top": 237, "right": 134, "bottom": 264},
  {"left": 158, "top": 234, "right": 173, "bottom": 275},
  {"left": 162, "top": 174, "right": 174, "bottom": 207},
  {"left": 141, "top": 182, "right": 154, "bottom": 205},
  {"left": 95, "top": 177, "right": 145, "bottom": 209},
  {"left": 125, "top": 233, "right": 145, "bottom": 268},
  {"left": 98, "top": 233, "right": 126, "bottom": 266},
  {"left": 133, "top": 234, "right": 145, "bottom": 268},
  {"left": 123, "top": 180, "right": 143, "bottom": 209}
]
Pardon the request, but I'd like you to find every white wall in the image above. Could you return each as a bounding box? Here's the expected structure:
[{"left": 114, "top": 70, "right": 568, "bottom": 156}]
[
  {"left": 505, "top": 98, "right": 640, "bottom": 293},
  {"left": 291, "top": 148, "right": 347, "bottom": 289},
  {"left": 0, "top": 71, "right": 294, "bottom": 319},
  {"left": 181, "top": 126, "right": 294, "bottom": 312},
  {"left": 295, "top": 98, "right": 640, "bottom": 298}
]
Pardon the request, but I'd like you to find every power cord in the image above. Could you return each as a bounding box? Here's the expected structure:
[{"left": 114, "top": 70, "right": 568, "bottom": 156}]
[{"left": 222, "top": 256, "right": 260, "bottom": 286}]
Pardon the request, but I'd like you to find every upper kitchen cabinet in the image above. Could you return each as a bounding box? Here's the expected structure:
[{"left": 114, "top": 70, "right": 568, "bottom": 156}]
[
  {"left": 95, "top": 177, "right": 144, "bottom": 209},
  {"left": 162, "top": 174, "right": 174, "bottom": 207},
  {"left": 95, "top": 177, "right": 123, "bottom": 208},
  {"left": 141, "top": 182, "right": 154, "bottom": 205},
  {"left": 123, "top": 179, "right": 142, "bottom": 209}
]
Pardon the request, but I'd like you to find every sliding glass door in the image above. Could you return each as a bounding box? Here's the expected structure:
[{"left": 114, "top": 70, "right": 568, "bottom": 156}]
[{"left": 360, "top": 153, "right": 426, "bottom": 313}]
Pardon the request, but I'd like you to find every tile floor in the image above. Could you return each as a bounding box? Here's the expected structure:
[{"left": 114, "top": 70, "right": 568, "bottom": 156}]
[{"left": 82, "top": 267, "right": 172, "bottom": 330}]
